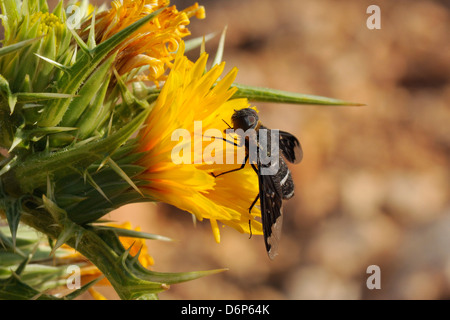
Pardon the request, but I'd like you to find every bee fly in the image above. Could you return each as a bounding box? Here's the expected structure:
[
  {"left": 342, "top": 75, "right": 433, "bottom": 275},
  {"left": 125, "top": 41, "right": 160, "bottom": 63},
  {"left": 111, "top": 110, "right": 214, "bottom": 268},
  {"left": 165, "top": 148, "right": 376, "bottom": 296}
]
[{"left": 212, "top": 108, "right": 302, "bottom": 260}]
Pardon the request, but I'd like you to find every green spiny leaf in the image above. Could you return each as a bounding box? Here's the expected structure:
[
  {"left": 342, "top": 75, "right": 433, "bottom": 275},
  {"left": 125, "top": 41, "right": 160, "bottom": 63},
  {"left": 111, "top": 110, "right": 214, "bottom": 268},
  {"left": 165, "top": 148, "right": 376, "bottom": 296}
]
[
  {"left": 8, "top": 126, "right": 77, "bottom": 153},
  {"left": 93, "top": 225, "right": 172, "bottom": 242},
  {"left": 64, "top": 276, "right": 104, "bottom": 300},
  {"left": 34, "top": 53, "right": 69, "bottom": 71},
  {"left": 54, "top": 194, "right": 88, "bottom": 208},
  {"left": 134, "top": 265, "right": 228, "bottom": 286},
  {"left": 0, "top": 74, "right": 17, "bottom": 114},
  {"left": 87, "top": 8, "right": 97, "bottom": 50},
  {"left": 75, "top": 82, "right": 112, "bottom": 139},
  {"left": 68, "top": 27, "right": 91, "bottom": 56},
  {"left": 184, "top": 32, "right": 217, "bottom": 52},
  {"left": 0, "top": 0, "right": 20, "bottom": 33},
  {"left": 51, "top": 0, "right": 65, "bottom": 19},
  {"left": 15, "top": 92, "right": 75, "bottom": 102},
  {"left": 50, "top": 223, "right": 77, "bottom": 255},
  {"left": 103, "top": 231, "right": 228, "bottom": 287},
  {"left": 42, "top": 194, "right": 66, "bottom": 224},
  {"left": 61, "top": 53, "right": 115, "bottom": 127},
  {"left": 42, "top": 195, "right": 83, "bottom": 254},
  {"left": 232, "top": 83, "right": 365, "bottom": 106},
  {"left": 14, "top": 108, "right": 150, "bottom": 193},
  {"left": 0, "top": 226, "right": 26, "bottom": 257},
  {"left": 4, "top": 197, "right": 22, "bottom": 248},
  {"left": 14, "top": 252, "right": 32, "bottom": 276},
  {"left": 0, "top": 155, "right": 18, "bottom": 176},
  {"left": 0, "top": 36, "right": 43, "bottom": 57},
  {"left": 0, "top": 272, "right": 59, "bottom": 300},
  {"left": 34, "top": 29, "right": 58, "bottom": 89},
  {"left": 66, "top": 186, "right": 152, "bottom": 224},
  {"left": 113, "top": 67, "right": 136, "bottom": 106}
]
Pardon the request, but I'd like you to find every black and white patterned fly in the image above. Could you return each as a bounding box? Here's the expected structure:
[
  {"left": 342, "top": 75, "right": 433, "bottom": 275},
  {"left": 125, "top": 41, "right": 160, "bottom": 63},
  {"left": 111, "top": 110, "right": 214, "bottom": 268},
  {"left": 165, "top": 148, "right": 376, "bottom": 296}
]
[{"left": 212, "top": 108, "right": 302, "bottom": 260}]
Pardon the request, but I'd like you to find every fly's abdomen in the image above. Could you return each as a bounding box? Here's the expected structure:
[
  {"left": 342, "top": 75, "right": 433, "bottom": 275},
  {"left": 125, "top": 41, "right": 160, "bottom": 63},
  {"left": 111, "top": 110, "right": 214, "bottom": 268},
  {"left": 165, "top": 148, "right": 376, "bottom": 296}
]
[{"left": 278, "top": 158, "right": 294, "bottom": 199}]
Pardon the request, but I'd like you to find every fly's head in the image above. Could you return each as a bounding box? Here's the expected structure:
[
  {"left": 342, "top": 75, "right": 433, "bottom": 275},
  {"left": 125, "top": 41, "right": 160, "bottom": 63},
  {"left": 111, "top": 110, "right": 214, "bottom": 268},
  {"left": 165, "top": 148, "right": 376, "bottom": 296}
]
[{"left": 231, "top": 108, "right": 259, "bottom": 131}]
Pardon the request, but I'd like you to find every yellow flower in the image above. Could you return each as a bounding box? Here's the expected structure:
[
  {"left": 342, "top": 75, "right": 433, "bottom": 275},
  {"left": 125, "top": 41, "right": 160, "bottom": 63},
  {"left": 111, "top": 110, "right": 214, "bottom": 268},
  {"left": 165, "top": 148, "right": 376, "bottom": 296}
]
[
  {"left": 135, "top": 42, "right": 263, "bottom": 243},
  {"left": 80, "top": 0, "right": 205, "bottom": 84}
]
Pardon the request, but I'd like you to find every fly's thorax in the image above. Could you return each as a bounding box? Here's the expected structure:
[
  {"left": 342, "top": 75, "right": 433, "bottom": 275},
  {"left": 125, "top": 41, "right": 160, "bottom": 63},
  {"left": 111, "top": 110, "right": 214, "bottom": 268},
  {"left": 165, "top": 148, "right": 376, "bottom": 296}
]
[{"left": 233, "top": 127, "right": 258, "bottom": 148}]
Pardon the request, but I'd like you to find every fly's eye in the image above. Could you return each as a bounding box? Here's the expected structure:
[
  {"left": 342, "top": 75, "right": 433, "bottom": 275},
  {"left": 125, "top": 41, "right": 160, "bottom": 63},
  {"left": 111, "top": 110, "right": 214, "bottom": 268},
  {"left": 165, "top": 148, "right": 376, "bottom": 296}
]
[{"left": 242, "top": 115, "right": 256, "bottom": 129}]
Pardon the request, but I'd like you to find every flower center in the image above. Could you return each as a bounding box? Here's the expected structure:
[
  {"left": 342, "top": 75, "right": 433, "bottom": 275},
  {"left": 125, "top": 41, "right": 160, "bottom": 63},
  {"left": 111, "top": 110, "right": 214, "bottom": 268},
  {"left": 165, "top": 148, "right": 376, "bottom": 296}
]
[{"left": 30, "top": 12, "right": 64, "bottom": 37}]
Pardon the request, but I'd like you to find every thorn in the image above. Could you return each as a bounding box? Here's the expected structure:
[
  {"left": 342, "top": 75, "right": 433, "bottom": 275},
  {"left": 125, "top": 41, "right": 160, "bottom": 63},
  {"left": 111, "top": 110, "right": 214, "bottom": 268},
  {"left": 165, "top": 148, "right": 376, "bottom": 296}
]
[
  {"left": 30, "top": 292, "right": 44, "bottom": 300},
  {"left": 200, "top": 35, "right": 206, "bottom": 55},
  {"left": 15, "top": 253, "right": 32, "bottom": 275},
  {"left": 119, "top": 241, "right": 136, "bottom": 262},
  {"left": 191, "top": 214, "right": 197, "bottom": 228},
  {"left": 74, "top": 230, "right": 84, "bottom": 251},
  {"left": 212, "top": 25, "right": 228, "bottom": 67},
  {"left": 84, "top": 170, "right": 111, "bottom": 203},
  {"left": 51, "top": 223, "right": 76, "bottom": 256},
  {"left": 130, "top": 245, "right": 143, "bottom": 265},
  {"left": 34, "top": 53, "right": 70, "bottom": 71},
  {"left": 107, "top": 157, "right": 143, "bottom": 197},
  {"left": 160, "top": 283, "right": 170, "bottom": 290},
  {"left": 46, "top": 174, "right": 55, "bottom": 201}
]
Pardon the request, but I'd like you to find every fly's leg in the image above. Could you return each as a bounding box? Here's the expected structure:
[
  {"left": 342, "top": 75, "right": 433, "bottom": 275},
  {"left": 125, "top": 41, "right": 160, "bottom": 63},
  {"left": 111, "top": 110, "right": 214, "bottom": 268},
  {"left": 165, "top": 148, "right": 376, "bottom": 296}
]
[
  {"left": 211, "top": 153, "right": 249, "bottom": 178},
  {"left": 247, "top": 163, "right": 260, "bottom": 239},
  {"left": 207, "top": 135, "right": 246, "bottom": 177},
  {"left": 248, "top": 163, "right": 260, "bottom": 212},
  {"left": 204, "top": 135, "right": 239, "bottom": 147},
  {"left": 248, "top": 193, "right": 260, "bottom": 239}
]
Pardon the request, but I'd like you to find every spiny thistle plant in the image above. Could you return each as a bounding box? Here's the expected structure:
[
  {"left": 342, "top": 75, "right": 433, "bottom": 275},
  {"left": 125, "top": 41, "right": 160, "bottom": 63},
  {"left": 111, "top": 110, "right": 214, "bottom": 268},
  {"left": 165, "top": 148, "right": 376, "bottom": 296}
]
[{"left": 0, "top": 0, "right": 360, "bottom": 300}]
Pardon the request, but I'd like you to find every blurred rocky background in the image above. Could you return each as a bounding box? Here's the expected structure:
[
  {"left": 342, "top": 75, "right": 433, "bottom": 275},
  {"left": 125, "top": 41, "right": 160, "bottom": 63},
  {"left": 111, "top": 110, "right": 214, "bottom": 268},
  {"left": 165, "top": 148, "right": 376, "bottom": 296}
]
[{"left": 67, "top": 0, "right": 450, "bottom": 299}]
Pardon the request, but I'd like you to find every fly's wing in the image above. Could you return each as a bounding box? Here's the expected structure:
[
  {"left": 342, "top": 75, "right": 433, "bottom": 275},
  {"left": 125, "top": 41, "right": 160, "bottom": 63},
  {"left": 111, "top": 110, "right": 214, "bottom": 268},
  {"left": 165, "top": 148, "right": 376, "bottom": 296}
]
[
  {"left": 258, "top": 165, "right": 284, "bottom": 260},
  {"left": 279, "top": 130, "right": 303, "bottom": 164}
]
